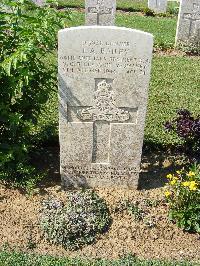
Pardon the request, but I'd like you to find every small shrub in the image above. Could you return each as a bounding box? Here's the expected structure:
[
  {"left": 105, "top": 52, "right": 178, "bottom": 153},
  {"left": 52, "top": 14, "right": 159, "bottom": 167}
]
[
  {"left": 167, "top": 6, "right": 179, "bottom": 16},
  {"left": 143, "top": 7, "right": 155, "bottom": 17},
  {"left": 118, "top": 200, "right": 156, "bottom": 228},
  {"left": 40, "top": 190, "right": 111, "bottom": 250},
  {"left": 177, "top": 38, "right": 200, "bottom": 55},
  {"left": 125, "top": 201, "right": 145, "bottom": 221},
  {"left": 164, "top": 109, "right": 200, "bottom": 157},
  {"left": 164, "top": 165, "right": 200, "bottom": 233}
]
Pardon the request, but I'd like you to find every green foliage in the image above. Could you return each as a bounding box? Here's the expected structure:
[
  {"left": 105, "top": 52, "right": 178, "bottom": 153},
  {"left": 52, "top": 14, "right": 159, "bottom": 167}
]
[
  {"left": 178, "top": 39, "right": 200, "bottom": 56},
  {"left": 143, "top": 7, "right": 155, "bottom": 17},
  {"left": 124, "top": 201, "right": 145, "bottom": 221},
  {"left": 167, "top": 1, "right": 179, "bottom": 15},
  {"left": 165, "top": 165, "right": 200, "bottom": 233},
  {"left": 0, "top": 0, "right": 68, "bottom": 188},
  {"left": 40, "top": 190, "right": 111, "bottom": 250},
  {"left": 0, "top": 250, "right": 198, "bottom": 266}
]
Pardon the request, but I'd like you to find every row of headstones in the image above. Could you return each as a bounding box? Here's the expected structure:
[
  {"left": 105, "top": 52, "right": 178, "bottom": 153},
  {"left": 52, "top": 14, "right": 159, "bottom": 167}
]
[
  {"left": 58, "top": 0, "right": 199, "bottom": 189},
  {"left": 32, "top": 0, "right": 200, "bottom": 47},
  {"left": 32, "top": 0, "right": 170, "bottom": 13},
  {"left": 150, "top": 0, "right": 200, "bottom": 45},
  {"left": 31, "top": 0, "right": 199, "bottom": 190},
  {"left": 86, "top": 0, "right": 200, "bottom": 46}
]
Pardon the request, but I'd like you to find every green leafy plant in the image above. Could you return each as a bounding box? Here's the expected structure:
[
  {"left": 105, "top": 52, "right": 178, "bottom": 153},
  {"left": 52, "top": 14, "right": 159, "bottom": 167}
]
[
  {"left": 177, "top": 38, "right": 200, "bottom": 55},
  {"left": 142, "top": 7, "right": 155, "bottom": 17},
  {"left": 125, "top": 201, "right": 145, "bottom": 221},
  {"left": 40, "top": 190, "right": 111, "bottom": 250},
  {"left": 0, "top": 0, "right": 68, "bottom": 189},
  {"left": 164, "top": 165, "right": 200, "bottom": 233},
  {"left": 167, "top": 2, "right": 179, "bottom": 16}
]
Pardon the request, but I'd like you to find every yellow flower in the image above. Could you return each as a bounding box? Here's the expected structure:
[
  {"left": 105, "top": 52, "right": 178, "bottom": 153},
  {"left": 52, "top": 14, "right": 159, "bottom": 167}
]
[
  {"left": 165, "top": 191, "right": 171, "bottom": 197},
  {"left": 182, "top": 181, "right": 190, "bottom": 187},
  {"left": 187, "top": 171, "right": 195, "bottom": 177},
  {"left": 170, "top": 176, "right": 178, "bottom": 185},
  {"left": 189, "top": 181, "right": 197, "bottom": 191},
  {"left": 170, "top": 180, "right": 176, "bottom": 185},
  {"left": 166, "top": 174, "right": 173, "bottom": 179}
]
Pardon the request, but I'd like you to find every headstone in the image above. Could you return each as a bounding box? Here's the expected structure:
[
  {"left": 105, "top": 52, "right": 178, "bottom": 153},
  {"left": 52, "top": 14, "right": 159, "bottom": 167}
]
[
  {"left": 176, "top": 0, "right": 200, "bottom": 46},
  {"left": 32, "top": 0, "right": 45, "bottom": 6},
  {"left": 148, "top": 0, "right": 167, "bottom": 13},
  {"left": 58, "top": 26, "right": 153, "bottom": 189},
  {"left": 85, "top": 0, "right": 116, "bottom": 26}
]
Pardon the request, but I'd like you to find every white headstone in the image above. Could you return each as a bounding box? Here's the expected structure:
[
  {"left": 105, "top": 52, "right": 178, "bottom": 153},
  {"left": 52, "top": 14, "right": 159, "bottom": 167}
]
[
  {"left": 58, "top": 26, "right": 153, "bottom": 189},
  {"left": 176, "top": 0, "right": 200, "bottom": 46},
  {"left": 85, "top": 0, "right": 116, "bottom": 25},
  {"left": 148, "top": 0, "right": 167, "bottom": 13}
]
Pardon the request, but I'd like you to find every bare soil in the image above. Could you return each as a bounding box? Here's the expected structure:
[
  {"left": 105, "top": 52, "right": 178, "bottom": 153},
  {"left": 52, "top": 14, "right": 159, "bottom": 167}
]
[{"left": 0, "top": 148, "right": 200, "bottom": 261}]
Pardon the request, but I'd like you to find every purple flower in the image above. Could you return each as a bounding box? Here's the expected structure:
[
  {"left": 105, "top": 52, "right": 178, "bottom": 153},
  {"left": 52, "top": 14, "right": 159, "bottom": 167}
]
[
  {"left": 177, "top": 109, "right": 191, "bottom": 118},
  {"left": 164, "top": 121, "right": 173, "bottom": 131}
]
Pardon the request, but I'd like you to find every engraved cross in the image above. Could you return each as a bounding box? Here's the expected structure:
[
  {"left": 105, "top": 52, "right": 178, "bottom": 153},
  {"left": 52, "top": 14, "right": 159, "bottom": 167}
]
[
  {"left": 88, "top": 0, "right": 113, "bottom": 25},
  {"left": 68, "top": 79, "right": 138, "bottom": 164}
]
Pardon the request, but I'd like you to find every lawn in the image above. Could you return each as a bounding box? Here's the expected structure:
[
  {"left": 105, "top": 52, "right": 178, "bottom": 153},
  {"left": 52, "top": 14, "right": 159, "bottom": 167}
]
[
  {"left": 58, "top": 0, "right": 179, "bottom": 13},
  {"left": 66, "top": 11, "right": 177, "bottom": 48},
  {"left": 0, "top": 250, "right": 198, "bottom": 266}
]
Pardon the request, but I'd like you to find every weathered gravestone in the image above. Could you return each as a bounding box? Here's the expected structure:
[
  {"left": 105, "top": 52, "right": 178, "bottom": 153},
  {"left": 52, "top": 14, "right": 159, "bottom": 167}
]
[
  {"left": 148, "top": 0, "right": 167, "bottom": 13},
  {"left": 85, "top": 0, "right": 116, "bottom": 25},
  {"left": 176, "top": 0, "right": 200, "bottom": 46},
  {"left": 58, "top": 26, "right": 153, "bottom": 189}
]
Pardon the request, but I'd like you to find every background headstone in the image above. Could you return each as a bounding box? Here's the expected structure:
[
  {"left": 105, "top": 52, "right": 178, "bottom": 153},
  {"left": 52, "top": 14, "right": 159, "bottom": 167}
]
[
  {"left": 85, "top": 0, "right": 116, "bottom": 25},
  {"left": 58, "top": 26, "right": 153, "bottom": 189},
  {"left": 176, "top": 0, "right": 200, "bottom": 46},
  {"left": 32, "top": 0, "right": 45, "bottom": 6},
  {"left": 148, "top": 0, "right": 168, "bottom": 13}
]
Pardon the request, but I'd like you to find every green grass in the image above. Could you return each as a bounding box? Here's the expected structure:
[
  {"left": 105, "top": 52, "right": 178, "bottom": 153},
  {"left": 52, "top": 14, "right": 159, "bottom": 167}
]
[
  {"left": 57, "top": 0, "right": 179, "bottom": 13},
  {"left": 0, "top": 251, "right": 199, "bottom": 266},
  {"left": 146, "top": 55, "right": 200, "bottom": 146},
  {"left": 117, "top": 0, "right": 147, "bottom": 11},
  {"left": 116, "top": 14, "right": 177, "bottom": 48},
  {"left": 66, "top": 10, "right": 177, "bottom": 48},
  {"left": 58, "top": 0, "right": 84, "bottom": 8}
]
